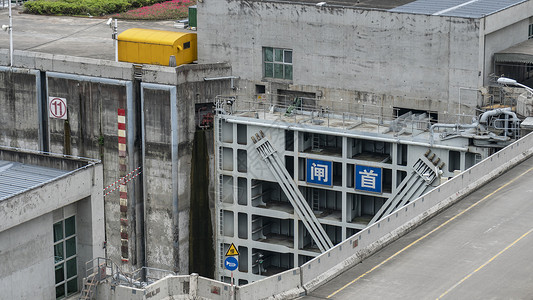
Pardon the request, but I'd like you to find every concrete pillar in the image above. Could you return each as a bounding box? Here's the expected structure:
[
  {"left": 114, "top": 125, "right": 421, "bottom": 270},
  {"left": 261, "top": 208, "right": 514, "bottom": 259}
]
[{"left": 190, "top": 273, "right": 199, "bottom": 299}]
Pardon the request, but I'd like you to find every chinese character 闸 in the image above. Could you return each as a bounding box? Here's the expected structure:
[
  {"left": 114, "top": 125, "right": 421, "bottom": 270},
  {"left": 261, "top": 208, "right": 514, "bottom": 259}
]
[{"left": 311, "top": 163, "right": 328, "bottom": 183}]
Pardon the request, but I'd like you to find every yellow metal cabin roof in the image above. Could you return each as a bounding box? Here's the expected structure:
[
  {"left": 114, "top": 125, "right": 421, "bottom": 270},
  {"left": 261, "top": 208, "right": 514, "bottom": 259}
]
[{"left": 118, "top": 28, "right": 191, "bottom": 46}]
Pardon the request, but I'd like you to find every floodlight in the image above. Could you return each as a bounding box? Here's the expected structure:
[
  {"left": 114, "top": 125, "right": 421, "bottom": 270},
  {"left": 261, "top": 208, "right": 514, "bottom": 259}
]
[{"left": 497, "top": 77, "right": 517, "bottom": 85}]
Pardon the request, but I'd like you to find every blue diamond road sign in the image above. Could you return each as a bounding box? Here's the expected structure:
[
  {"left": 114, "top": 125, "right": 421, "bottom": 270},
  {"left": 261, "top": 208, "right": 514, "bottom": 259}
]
[{"left": 225, "top": 256, "right": 238, "bottom": 271}]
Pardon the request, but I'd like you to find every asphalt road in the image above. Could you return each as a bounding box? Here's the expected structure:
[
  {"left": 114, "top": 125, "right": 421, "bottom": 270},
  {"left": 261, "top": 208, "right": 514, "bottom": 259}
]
[
  {"left": 303, "top": 155, "right": 533, "bottom": 299},
  {"left": 0, "top": 5, "right": 183, "bottom": 60}
]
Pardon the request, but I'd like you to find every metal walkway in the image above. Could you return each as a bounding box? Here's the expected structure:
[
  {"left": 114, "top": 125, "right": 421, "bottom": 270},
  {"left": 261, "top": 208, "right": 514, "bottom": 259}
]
[
  {"left": 251, "top": 130, "right": 333, "bottom": 252},
  {"left": 304, "top": 155, "right": 533, "bottom": 299}
]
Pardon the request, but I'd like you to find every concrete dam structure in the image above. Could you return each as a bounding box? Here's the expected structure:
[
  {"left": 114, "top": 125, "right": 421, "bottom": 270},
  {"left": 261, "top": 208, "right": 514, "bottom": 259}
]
[
  {"left": 0, "top": 50, "right": 233, "bottom": 280},
  {"left": 4, "top": 0, "right": 533, "bottom": 298}
]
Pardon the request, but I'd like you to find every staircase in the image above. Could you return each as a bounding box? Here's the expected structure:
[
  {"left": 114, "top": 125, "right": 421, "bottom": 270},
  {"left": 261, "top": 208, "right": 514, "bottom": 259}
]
[
  {"left": 78, "top": 257, "right": 133, "bottom": 300},
  {"left": 79, "top": 258, "right": 107, "bottom": 300},
  {"left": 251, "top": 130, "right": 333, "bottom": 252},
  {"left": 368, "top": 149, "right": 444, "bottom": 225}
]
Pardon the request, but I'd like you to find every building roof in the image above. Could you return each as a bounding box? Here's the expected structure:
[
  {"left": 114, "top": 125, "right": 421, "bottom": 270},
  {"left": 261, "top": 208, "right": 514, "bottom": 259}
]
[
  {"left": 494, "top": 39, "right": 533, "bottom": 64},
  {"left": 389, "top": 0, "right": 526, "bottom": 18},
  {"left": 0, "top": 160, "right": 69, "bottom": 201},
  {"left": 118, "top": 28, "right": 194, "bottom": 46},
  {"left": 290, "top": 0, "right": 417, "bottom": 10}
]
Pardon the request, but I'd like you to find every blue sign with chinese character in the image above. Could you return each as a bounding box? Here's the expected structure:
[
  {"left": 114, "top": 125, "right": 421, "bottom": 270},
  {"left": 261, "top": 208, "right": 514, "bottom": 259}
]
[
  {"left": 306, "top": 159, "right": 332, "bottom": 186},
  {"left": 355, "top": 165, "right": 382, "bottom": 193}
]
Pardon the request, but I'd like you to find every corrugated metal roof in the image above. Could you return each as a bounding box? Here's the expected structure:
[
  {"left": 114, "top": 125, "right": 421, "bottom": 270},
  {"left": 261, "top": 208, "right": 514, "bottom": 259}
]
[
  {"left": 389, "top": 0, "right": 526, "bottom": 18},
  {"left": 0, "top": 160, "right": 69, "bottom": 201},
  {"left": 494, "top": 38, "right": 533, "bottom": 64}
]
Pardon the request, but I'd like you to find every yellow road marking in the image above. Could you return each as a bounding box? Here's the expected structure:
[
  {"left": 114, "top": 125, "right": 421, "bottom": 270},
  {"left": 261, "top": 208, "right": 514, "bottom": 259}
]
[
  {"left": 327, "top": 166, "right": 533, "bottom": 298},
  {"left": 437, "top": 228, "right": 533, "bottom": 299}
]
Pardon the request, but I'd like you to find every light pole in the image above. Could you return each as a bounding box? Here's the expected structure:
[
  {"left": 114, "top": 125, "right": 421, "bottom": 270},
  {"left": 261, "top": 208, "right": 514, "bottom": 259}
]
[
  {"left": 497, "top": 77, "right": 533, "bottom": 96},
  {"left": 106, "top": 18, "right": 118, "bottom": 62},
  {"left": 1, "top": 0, "right": 13, "bottom": 66}
]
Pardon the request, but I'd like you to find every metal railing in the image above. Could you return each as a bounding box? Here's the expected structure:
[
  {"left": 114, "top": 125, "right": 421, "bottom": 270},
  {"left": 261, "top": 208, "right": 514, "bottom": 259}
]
[
  {"left": 130, "top": 266, "right": 176, "bottom": 286},
  {"left": 81, "top": 257, "right": 177, "bottom": 297}
]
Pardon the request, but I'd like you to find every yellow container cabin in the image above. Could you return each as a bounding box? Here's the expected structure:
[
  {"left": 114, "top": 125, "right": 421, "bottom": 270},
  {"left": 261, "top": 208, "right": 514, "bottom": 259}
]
[{"left": 117, "top": 28, "right": 197, "bottom": 66}]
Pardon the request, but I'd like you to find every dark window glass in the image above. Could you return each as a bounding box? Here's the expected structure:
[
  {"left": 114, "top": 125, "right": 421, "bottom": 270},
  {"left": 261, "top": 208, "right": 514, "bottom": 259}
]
[
  {"left": 54, "top": 243, "right": 64, "bottom": 263},
  {"left": 53, "top": 221, "right": 63, "bottom": 242},
  {"left": 66, "top": 258, "right": 77, "bottom": 278},
  {"left": 264, "top": 47, "right": 292, "bottom": 80},
  {"left": 65, "top": 216, "right": 75, "bottom": 237},
  {"left": 284, "top": 65, "right": 293, "bottom": 80},
  {"left": 55, "top": 264, "right": 65, "bottom": 284},
  {"left": 184, "top": 41, "right": 190, "bottom": 49},
  {"left": 67, "top": 278, "right": 78, "bottom": 295},
  {"left": 66, "top": 237, "right": 76, "bottom": 258},
  {"left": 284, "top": 50, "right": 292, "bottom": 63},
  {"left": 274, "top": 64, "right": 284, "bottom": 79},
  {"left": 264, "top": 63, "right": 273, "bottom": 78},
  {"left": 274, "top": 49, "right": 283, "bottom": 62},
  {"left": 264, "top": 47, "right": 273, "bottom": 62},
  {"left": 55, "top": 285, "right": 65, "bottom": 299}
]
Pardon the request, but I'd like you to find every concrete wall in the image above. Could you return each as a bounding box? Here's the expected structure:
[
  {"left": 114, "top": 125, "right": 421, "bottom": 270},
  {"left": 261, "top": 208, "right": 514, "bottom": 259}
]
[
  {"left": 0, "top": 67, "right": 40, "bottom": 150},
  {"left": 0, "top": 214, "right": 56, "bottom": 299},
  {"left": 96, "top": 274, "right": 233, "bottom": 300},
  {"left": 0, "top": 51, "right": 232, "bottom": 275},
  {"left": 94, "top": 111, "right": 529, "bottom": 298},
  {"left": 0, "top": 149, "right": 105, "bottom": 299},
  {"left": 101, "top": 130, "right": 533, "bottom": 300},
  {"left": 483, "top": 18, "right": 530, "bottom": 84},
  {"left": 198, "top": 1, "right": 482, "bottom": 117}
]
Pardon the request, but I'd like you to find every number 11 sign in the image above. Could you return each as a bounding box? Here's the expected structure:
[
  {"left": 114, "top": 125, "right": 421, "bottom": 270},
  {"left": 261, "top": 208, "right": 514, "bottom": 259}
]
[{"left": 48, "top": 97, "right": 68, "bottom": 120}]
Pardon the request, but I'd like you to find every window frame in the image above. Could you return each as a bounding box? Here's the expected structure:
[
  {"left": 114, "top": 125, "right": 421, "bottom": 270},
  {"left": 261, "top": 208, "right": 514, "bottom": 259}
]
[
  {"left": 54, "top": 215, "right": 77, "bottom": 299},
  {"left": 263, "top": 47, "right": 293, "bottom": 81}
]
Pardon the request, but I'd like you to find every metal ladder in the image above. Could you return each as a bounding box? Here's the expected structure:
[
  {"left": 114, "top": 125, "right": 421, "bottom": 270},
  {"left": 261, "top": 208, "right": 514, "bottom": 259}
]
[
  {"left": 369, "top": 149, "right": 444, "bottom": 225},
  {"left": 219, "top": 204, "right": 224, "bottom": 236},
  {"left": 312, "top": 133, "right": 322, "bottom": 152},
  {"left": 79, "top": 258, "right": 124, "bottom": 300},
  {"left": 215, "top": 117, "right": 227, "bottom": 271},
  {"left": 251, "top": 130, "right": 333, "bottom": 252},
  {"left": 312, "top": 188, "right": 320, "bottom": 211},
  {"left": 79, "top": 275, "right": 97, "bottom": 300}
]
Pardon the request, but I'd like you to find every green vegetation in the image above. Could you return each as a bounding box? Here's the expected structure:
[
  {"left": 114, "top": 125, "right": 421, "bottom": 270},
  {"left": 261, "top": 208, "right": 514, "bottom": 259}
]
[
  {"left": 112, "top": 0, "right": 194, "bottom": 20},
  {"left": 23, "top": 0, "right": 165, "bottom": 17}
]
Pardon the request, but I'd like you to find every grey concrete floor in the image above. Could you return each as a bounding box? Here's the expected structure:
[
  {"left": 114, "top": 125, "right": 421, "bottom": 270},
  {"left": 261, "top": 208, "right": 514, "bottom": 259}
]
[
  {"left": 0, "top": 5, "right": 186, "bottom": 60},
  {"left": 303, "top": 155, "right": 533, "bottom": 299}
]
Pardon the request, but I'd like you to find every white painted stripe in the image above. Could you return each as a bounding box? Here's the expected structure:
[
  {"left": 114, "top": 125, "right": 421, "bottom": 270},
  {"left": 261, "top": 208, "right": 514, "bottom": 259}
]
[
  {"left": 120, "top": 185, "right": 127, "bottom": 192},
  {"left": 119, "top": 143, "right": 126, "bottom": 151},
  {"left": 118, "top": 129, "right": 126, "bottom": 137},
  {"left": 118, "top": 115, "right": 126, "bottom": 123},
  {"left": 120, "top": 198, "right": 127, "bottom": 206},
  {"left": 433, "top": 0, "right": 479, "bottom": 15}
]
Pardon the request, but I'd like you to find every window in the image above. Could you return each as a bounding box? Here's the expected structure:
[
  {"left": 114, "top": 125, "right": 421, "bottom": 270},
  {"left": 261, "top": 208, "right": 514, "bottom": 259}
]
[
  {"left": 263, "top": 47, "right": 293, "bottom": 80},
  {"left": 529, "top": 23, "right": 533, "bottom": 39},
  {"left": 54, "top": 216, "right": 77, "bottom": 299},
  {"left": 184, "top": 41, "right": 191, "bottom": 49}
]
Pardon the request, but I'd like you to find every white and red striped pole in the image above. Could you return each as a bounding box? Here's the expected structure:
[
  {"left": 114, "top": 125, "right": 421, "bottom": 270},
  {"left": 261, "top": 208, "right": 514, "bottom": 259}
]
[{"left": 118, "top": 108, "right": 129, "bottom": 263}]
